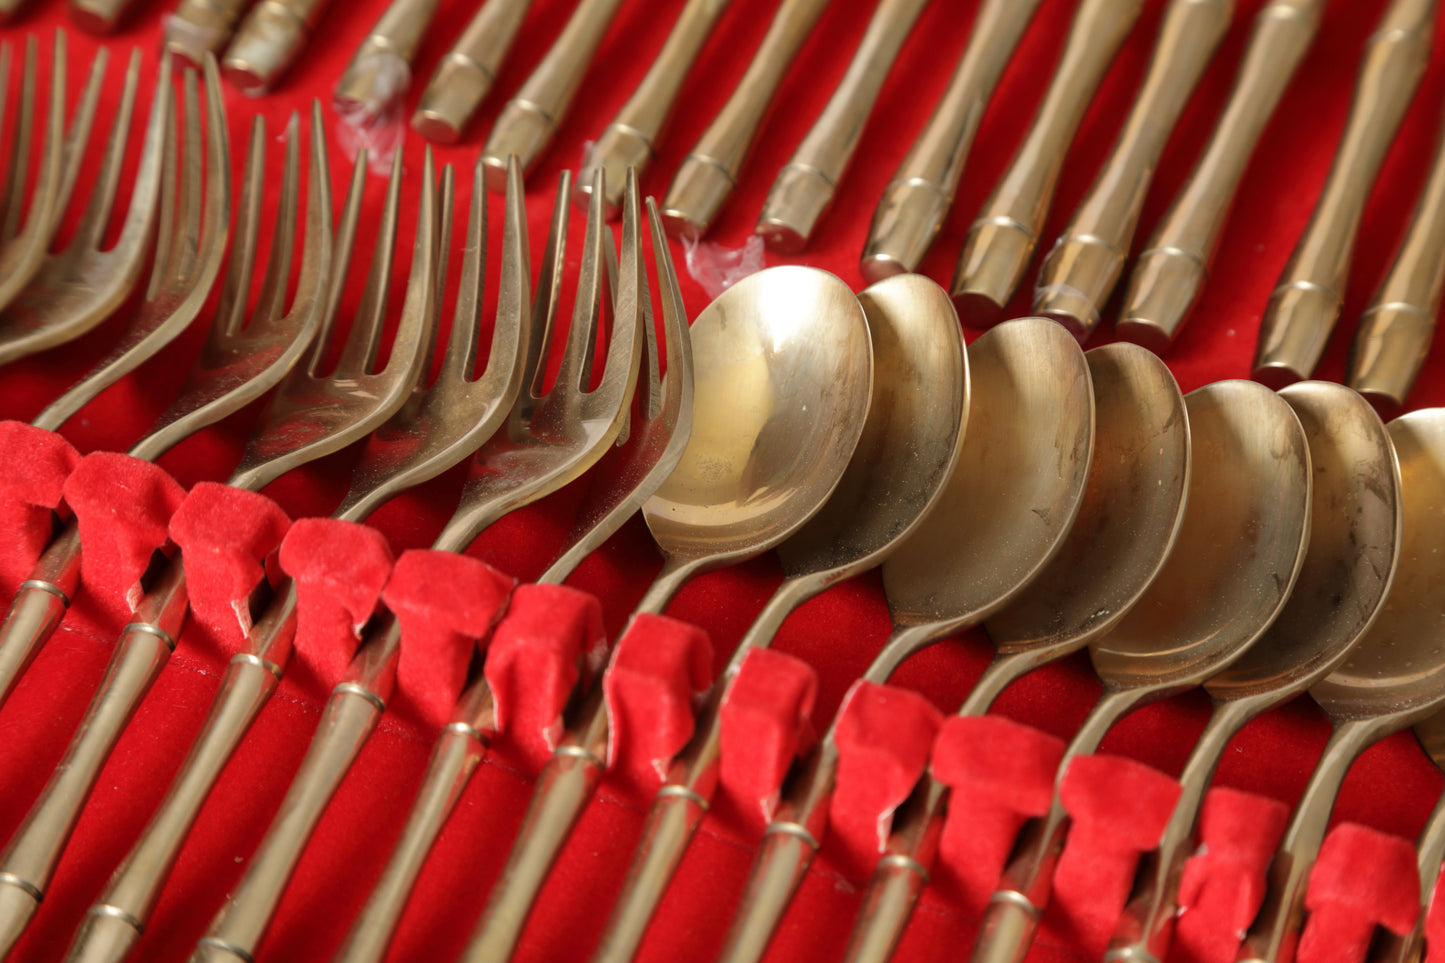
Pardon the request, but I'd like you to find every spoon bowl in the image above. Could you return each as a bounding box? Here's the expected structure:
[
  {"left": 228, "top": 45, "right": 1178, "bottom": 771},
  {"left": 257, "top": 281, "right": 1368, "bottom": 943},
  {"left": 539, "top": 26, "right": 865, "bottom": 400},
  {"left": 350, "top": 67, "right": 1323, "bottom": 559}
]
[{"left": 642, "top": 265, "right": 873, "bottom": 572}]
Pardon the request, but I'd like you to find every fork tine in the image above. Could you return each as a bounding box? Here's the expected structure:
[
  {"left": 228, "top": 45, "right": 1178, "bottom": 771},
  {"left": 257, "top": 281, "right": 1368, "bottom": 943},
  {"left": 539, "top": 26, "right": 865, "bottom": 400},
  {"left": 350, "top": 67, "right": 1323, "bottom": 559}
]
[
  {"left": 282, "top": 100, "right": 336, "bottom": 338},
  {"left": 79, "top": 50, "right": 170, "bottom": 253},
  {"left": 164, "top": 63, "right": 205, "bottom": 284},
  {"left": 438, "top": 157, "right": 486, "bottom": 383},
  {"left": 649, "top": 193, "right": 690, "bottom": 420},
  {"left": 594, "top": 166, "right": 643, "bottom": 399},
  {"left": 335, "top": 147, "right": 403, "bottom": 374},
  {"left": 146, "top": 77, "right": 180, "bottom": 302},
  {"left": 312, "top": 149, "right": 367, "bottom": 375},
  {"left": 250, "top": 112, "right": 300, "bottom": 328},
  {"left": 554, "top": 167, "right": 608, "bottom": 391},
  {"left": 0, "top": 37, "right": 35, "bottom": 242},
  {"left": 367, "top": 148, "right": 439, "bottom": 379},
  {"left": 213, "top": 116, "right": 265, "bottom": 338},
  {"left": 52, "top": 43, "right": 106, "bottom": 237},
  {"left": 422, "top": 161, "right": 456, "bottom": 387},
  {"left": 0, "top": 43, "right": 10, "bottom": 234},
  {"left": 525, "top": 169, "right": 572, "bottom": 394}
]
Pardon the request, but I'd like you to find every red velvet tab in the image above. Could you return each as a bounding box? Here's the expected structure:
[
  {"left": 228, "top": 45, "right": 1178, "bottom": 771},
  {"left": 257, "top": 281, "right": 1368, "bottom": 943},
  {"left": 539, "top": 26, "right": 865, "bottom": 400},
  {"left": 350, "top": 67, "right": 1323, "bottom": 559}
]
[
  {"left": 829, "top": 681, "right": 943, "bottom": 872},
  {"left": 602, "top": 613, "right": 713, "bottom": 794},
  {"left": 484, "top": 583, "right": 606, "bottom": 770},
  {"left": 931, "top": 715, "right": 1066, "bottom": 917},
  {"left": 1175, "top": 787, "right": 1292, "bottom": 963},
  {"left": 718, "top": 647, "right": 818, "bottom": 829},
  {"left": 62, "top": 452, "right": 186, "bottom": 626},
  {"left": 0, "top": 421, "right": 80, "bottom": 593},
  {"left": 168, "top": 482, "right": 291, "bottom": 655},
  {"left": 383, "top": 549, "right": 515, "bottom": 730},
  {"left": 278, "top": 519, "right": 394, "bottom": 693},
  {"left": 1047, "top": 754, "right": 1182, "bottom": 956},
  {"left": 1297, "top": 823, "right": 1421, "bottom": 963},
  {"left": 1426, "top": 864, "right": 1445, "bottom": 963}
]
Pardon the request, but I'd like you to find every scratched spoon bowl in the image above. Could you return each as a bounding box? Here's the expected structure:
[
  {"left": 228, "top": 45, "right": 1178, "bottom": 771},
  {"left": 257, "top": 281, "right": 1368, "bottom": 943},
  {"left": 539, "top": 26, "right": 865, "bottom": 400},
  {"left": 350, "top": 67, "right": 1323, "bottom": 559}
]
[
  {"left": 1108, "top": 380, "right": 1402, "bottom": 963},
  {"left": 972, "top": 379, "right": 1314, "bottom": 963},
  {"left": 1236, "top": 408, "right": 1445, "bottom": 963}
]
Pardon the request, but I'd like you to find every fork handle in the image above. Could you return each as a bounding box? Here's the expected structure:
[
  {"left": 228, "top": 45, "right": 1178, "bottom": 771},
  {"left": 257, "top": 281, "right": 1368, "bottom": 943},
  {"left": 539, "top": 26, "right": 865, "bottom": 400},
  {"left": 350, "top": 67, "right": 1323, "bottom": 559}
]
[
  {"left": 0, "top": 558, "right": 188, "bottom": 959},
  {"left": 1253, "top": 0, "right": 1437, "bottom": 384},
  {"left": 335, "top": 0, "right": 444, "bottom": 107},
  {"left": 0, "top": 520, "right": 81, "bottom": 713},
  {"left": 189, "top": 686, "right": 383, "bottom": 963}
]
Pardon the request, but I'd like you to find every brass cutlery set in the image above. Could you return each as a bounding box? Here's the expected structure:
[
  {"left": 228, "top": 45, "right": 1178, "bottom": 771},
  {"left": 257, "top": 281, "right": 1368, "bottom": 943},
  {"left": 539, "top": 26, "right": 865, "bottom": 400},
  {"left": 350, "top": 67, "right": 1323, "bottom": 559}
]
[{"left": 1, "top": 0, "right": 1445, "bottom": 962}]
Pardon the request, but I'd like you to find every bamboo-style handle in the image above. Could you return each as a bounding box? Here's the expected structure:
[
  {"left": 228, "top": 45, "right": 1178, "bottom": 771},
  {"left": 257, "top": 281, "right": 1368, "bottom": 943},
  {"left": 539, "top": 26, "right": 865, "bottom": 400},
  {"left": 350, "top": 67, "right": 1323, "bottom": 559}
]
[
  {"left": 221, "top": 0, "right": 336, "bottom": 94},
  {"left": 0, "top": 558, "right": 189, "bottom": 959},
  {"left": 0, "top": 520, "right": 81, "bottom": 712},
  {"left": 859, "top": 0, "right": 1046, "bottom": 282},
  {"left": 1347, "top": 103, "right": 1445, "bottom": 407},
  {"left": 756, "top": 0, "right": 932, "bottom": 253},
  {"left": 1118, "top": 0, "right": 1326, "bottom": 351},
  {"left": 580, "top": 0, "right": 734, "bottom": 217},
  {"left": 1253, "top": 0, "right": 1438, "bottom": 387},
  {"left": 1033, "top": 0, "right": 1236, "bottom": 342},
  {"left": 481, "top": 0, "right": 626, "bottom": 189},
  {"left": 412, "top": 0, "right": 534, "bottom": 144},
  {"left": 660, "top": 0, "right": 832, "bottom": 239},
  {"left": 163, "top": 0, "right": 252, "bottom": 63},
  {"left": 335, "top": 0, "right": 444, "bottom": 110},
  {"left": 950, "top": 0, "right": 1144, "bottom": 326}
]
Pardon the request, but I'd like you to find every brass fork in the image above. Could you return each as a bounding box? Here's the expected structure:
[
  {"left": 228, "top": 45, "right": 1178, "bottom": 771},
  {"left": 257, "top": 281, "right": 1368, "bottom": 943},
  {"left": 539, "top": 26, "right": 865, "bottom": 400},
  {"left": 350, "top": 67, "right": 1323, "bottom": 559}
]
[
  {"left": 64, "top": 155, "right": 534, "bottom": 963},
  {"left": 185, "top": 168, "right": 644, "bottom": 963},
  {"left": 332, "top": 180, "right": 692, "bottom": 963},
  {"left": 0, "top": 102, "right": 337, "bottom": 960},
  {"left": 0, "top": 45, "right": 169, "bottom": 366},
  {"left": 0, "top": 59, "right": 232, "bottom": 716}
]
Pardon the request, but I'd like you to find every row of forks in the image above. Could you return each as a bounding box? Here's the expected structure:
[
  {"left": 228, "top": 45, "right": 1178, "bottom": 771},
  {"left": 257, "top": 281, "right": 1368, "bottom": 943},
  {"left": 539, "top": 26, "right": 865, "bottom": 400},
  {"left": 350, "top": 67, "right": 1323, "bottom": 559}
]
[{"left": 0, "top": 33, "right": 697, "bottom": 963}]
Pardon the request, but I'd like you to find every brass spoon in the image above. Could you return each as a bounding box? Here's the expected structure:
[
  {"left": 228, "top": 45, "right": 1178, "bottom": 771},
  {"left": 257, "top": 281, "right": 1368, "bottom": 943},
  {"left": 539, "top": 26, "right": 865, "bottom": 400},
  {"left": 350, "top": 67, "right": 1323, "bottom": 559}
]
[
  {"left": 971, "top": 379, "right": 1313, "bottom": 963},
  {"left": 842, "top": 341, "right": 1192, "bottom": 963},
  {"left": 590, "top": 274, "right": 971, "bottom": 963},
  {"left": 1371, "top": 707, "right": 1445, "bottom": 963},
  {"left": 1236, "top": 409, "right": 1445, "bottom": 963},
  {"left": 459, "top": 265, "right": 875, "bottom": 962},
  {"left": 717, "top": 315, "right": 1097, "bottom": 963},
  {"left": 1106, "top": 381, "right": 1402, "bottom": 963}
]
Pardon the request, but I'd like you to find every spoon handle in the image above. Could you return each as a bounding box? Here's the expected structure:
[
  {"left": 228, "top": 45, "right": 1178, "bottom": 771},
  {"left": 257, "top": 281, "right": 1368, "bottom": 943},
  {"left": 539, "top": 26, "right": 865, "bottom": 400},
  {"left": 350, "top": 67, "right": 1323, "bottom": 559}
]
[
  {"left": 1104, "top": 697, "right": 1262, "bottom": 963},
  {"left": 1347, "top": 100, "right": 1445, "bottom": 407},
  {"left": 0, "top": 557, "right": 189, "bottom": 960},
  {"left": 1236, "top": 714, "right": 1408, "bottom": 963},
  {"left": 1365, "top": 788, "right": 1445, "bottom": 963},
  {"left": 660, "top": 0, "right": 832, "bottom": 238},
  {"left": 969, "top": 685, "right": 1149, "bottom": 963},
  {"left": 334, "top": 0, "right": 444, "bottom": 110},
  {"left": 948, "top": 0, "right": 1144, "bottom": 326},
  {"left": 581, "top": 0, "right": 734, "bottom": 216},
  {"left": 0, "top": 519, "right": 81, "bottom": 713},
  {"left": 1032, "top": 0, "right": 1236, "bottom": 342},
  {"left": 411, "top": 0, "right": 534, "bottom": 144},
  {"left": 755, "top": 0, "right": 932, "bottom": 253},
  {"left": 1252, "top": 0, "right": 1437, "bottom": 386},
  {"left": 859, "top": 0, "right": 1046, "bottom": 280},
  {"left": 1118, "top": 0, "right": 1325, "bottom": 350}
]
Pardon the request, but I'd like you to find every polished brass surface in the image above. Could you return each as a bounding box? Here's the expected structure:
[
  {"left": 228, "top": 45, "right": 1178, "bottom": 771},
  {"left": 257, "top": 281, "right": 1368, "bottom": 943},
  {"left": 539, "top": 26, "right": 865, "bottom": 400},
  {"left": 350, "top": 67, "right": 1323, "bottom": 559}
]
[
  {"left": 64, "top": 158, "right": 536, "bottom": 963},
  {"left": 411, "top": 0, "right": 532, "bottom": 144},
  {"left": 191, "top": 171, "right": 650, "bottom": 963},
  {"left": 335, "top": 0, "right": 442, "bottom": 112},
  {"left": 593, "top": 275, "right": 969, "bottom": 963},
  {"left": 577, "top": 0, "right": 733, "bottom": 217},
  {"left": 464, "top": 265, "right": 873, "bottom": 963},
  {"left": 660, "top": 0, "right": 831, "bottom": 239},
  {"left": 1347, "top": 113, "right": 1445, "bottom": 408},
  {"left": 843, "top": 342, "right": 1191, "bottom": 963},
  {"left": 1106, "top": 382, "right": 1401, "bottom": 963},
  {"left": 1236, "top": 409, "right": 1445, "bottom": 963},
  {"left": 0, "top": 36, "right": 86, "bottom": 320},
  {"left": 0, "top": 108, "right": 353, "bottom": 961},
  {"left": 756, "top": 0, "right": 930, "bottom": 253},
  {"left": 948, "top": 0, "right": 1144, "bottom": 326},
  {"left": 1253, "top": 0, "right": 1437, "bottom": 387},
  {"left": 0, "top": 51, "right": 167, "bottom": 366},
  {"left": 164, "top": 0, "right": 250, "bottom": 62},
  {"left": 971, "top": 379, "right": 1311, "bottom": 963},
  {"left": 329, "top": 189, "right": 692, "bottom": 963},
  {"left": 718, "top": 316, "right": 1095, "bottom": 963},
  {"left": 1118, "top": 0, "right": 1325, "bottom": 351},
  {"left": 858, "top": 0, "right": 1044, "bottom": 281},
  {"left": 222, "top": 0, "right": 332, "bottom": 94},
  {"left": 480, "top": 0, "right": 624, "bottom": 191},
  {"left": 1032, "top": 0, "right": 1235, "bottom": 342}
]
